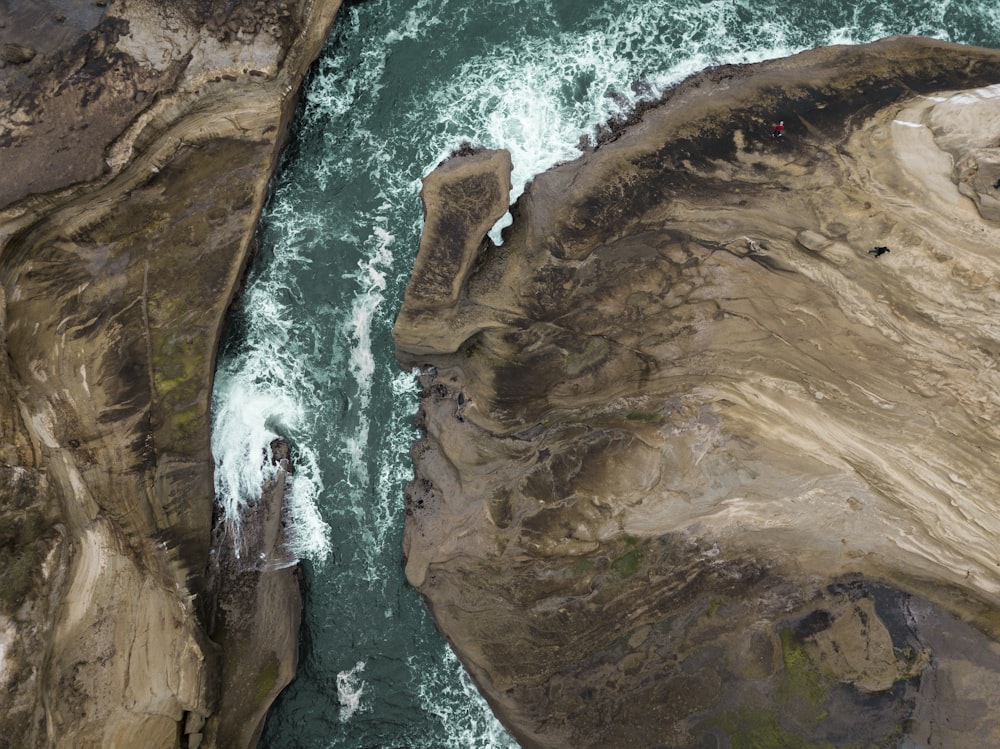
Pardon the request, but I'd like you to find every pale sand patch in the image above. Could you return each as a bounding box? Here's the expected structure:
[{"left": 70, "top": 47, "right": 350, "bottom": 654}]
[
  {"left": 59, "top": 528, "right": 106, "bottom": 635},
  {"left": 0, "top": 616, "right": 12, "bottom": 684}
]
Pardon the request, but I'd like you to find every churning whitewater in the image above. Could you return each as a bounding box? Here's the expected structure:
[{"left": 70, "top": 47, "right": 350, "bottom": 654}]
[{"left": 208, "top": 0, "right": 1000, "bottom": 746}]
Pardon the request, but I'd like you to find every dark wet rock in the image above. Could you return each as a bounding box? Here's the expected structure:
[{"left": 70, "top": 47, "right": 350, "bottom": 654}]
[
  {"left": 202, "top": 443, "right": 301, "bottom": 748},
  {"left": 394, "top": 37, "right": 1000, "bottom": 748},
  {"left": 269, "top": 437, "right": 292, "bottom": 465}
]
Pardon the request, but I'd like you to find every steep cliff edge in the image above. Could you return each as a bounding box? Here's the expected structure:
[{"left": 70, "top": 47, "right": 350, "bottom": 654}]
[
  {"left": 0, "top": 2, "right": 341, "bottom": 747},
  {"left": 395, "top": 38, "right": 1000, "bottom": 747}
]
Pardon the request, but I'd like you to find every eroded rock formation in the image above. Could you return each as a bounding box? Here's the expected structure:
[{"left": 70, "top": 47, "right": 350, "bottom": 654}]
[
  {"left": 0, "top": 1, "right": 341, "bottom": 747},
  {"left": 395, "top": 37, "right": 1000, "bottom": 748}
]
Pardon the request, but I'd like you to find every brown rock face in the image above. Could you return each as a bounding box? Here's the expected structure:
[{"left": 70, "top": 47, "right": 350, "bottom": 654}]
[
  {"left": 394, "top": 38, "right": 1000, "bottom": 748},
  {"left": 396, "top": 148, "right": 514, "bottom": 355},
  {"left": 1, "top": 43, "right": 36, "bottom": 64},
  {"left": 0, "top": 1, "right": 341, "bottom": 747}
]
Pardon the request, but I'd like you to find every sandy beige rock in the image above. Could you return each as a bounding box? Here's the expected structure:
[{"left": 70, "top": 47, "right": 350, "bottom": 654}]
[
  {"left": 803, "top": 597, "right": 927, "bottom": 692},
  {"left": 395, "top": 37, "right": 1000, "bottom": 748}
]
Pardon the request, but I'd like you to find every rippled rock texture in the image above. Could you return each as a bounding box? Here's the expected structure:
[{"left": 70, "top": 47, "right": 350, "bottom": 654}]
[
  {"left": 394, "top": 37, "right": 1000, "bottom": 748},
  {"left": 0, "top": 1, "right": 341, "bottom": 747}
]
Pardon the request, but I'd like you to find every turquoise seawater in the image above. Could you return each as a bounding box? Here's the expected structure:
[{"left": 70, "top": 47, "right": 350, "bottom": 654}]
[{"left": 209, "top": 1, "right": 1000, "bottom": 746}]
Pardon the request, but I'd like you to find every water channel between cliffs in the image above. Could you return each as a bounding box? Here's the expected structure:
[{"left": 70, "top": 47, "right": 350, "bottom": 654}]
[{"left": 209, "top": 1, "right": 1000, "bottom": 746}]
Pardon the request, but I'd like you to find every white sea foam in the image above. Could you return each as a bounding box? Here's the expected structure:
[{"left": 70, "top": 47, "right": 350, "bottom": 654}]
[
  {"left": 416, "top": 1, "right": 828, "bottom": 246},
  {"left": 210, "top": 197, "right": 333, "bottom": 563},
  {"left": 211, "top": 375, "right": 291, "bottom": 553},
  {"left": 421, "top": 29, "right": 634, "bottom": 202},
  {"left": 282, "top": 446, "right": 332, "bottom": 562},
  {"left": 211, "top": 366, "right": 333, "bottom": 562},
  {"left": 414, "top": 0, "right": 1000, "bottom": 239},
  {"left": 384, "top": 0, "right": 444, "bottom": 45},
  {"left": 368, "top": 369, "right": 422, "bottom": 558},
  {"left": 415, "top": 647, "right": 518, "bottom": 749},
  {"left": 345, "top": 227, "right": 394, "bottom": 408},
  {"left": 339, "top": 226, "right": 400, "bottom": 578},
  {"left": 337, "top": 660, "right": 368, "bottom": 722}
]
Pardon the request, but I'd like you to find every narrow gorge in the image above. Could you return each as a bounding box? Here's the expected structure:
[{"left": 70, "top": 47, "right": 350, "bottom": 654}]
[{"left": 6, "top": 3, "right": 1000, "bottom": 747}]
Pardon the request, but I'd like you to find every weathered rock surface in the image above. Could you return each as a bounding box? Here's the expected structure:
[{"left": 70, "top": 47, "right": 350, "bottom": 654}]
[
  {"left": 203, "top": 439, "right": 301, "bottom": 749},
  {"left": 395, "top": 38, "right": 1000, "bottom": 748},
  {"left": 0, "top": 1, "right": 341, "bottom": 747}
]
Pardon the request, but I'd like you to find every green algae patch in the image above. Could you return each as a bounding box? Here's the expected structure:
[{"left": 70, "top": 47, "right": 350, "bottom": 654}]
[
  {"left": 626, "top": 410, "right": 660, "bottom": 422},
  {"left": 564, "top": 337, "right": 609, "bottom": 378},
  {"left": 716, "top": 707, "right": 838, "bottom": 749},
  {"left": 610, "top": 536, "right": 643, "bottom": 580},
  {"left": 151, "top": 332, "right": 207, "bottom": 451},
  {"left": 254, "top": 656, "right": 280, "bottom": 707},
  {"left": 463, "top": 339, "right": 481, "bottom": 358},
  {"left": 611, "top": 548, "right": 641, "bottom": 578},
  {"left": 625, "top": 291, "right": 651, "bottom": 307},
  {"left": 709, "top": 627, "right": 841, "bottom": 748},
  {"left": 777, "top": 627, "right": 830, "bottom": 725}
]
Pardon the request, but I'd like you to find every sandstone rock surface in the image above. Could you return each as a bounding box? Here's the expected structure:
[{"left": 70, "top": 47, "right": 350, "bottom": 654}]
[
  {"left": 0, "top": 1, "right": 341, "bottom": 747},
  {"left": 395, "top": 37, "right": 1000, "bottom": 748}
]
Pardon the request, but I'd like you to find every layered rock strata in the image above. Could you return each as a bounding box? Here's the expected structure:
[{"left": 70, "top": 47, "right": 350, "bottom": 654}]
[
  {"left": 0, "top": 1, "right": 341, "bottom": 747},
  {"left": 395, "top": 38, "right": 1000, "bottom": 747}
]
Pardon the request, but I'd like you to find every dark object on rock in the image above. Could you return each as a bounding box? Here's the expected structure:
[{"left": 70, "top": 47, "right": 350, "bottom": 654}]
[
  {"left": 449, "top": 140, "right": 481, "bottom": 159},
  {"left": 869, "top": 246, "right": 891, "bottom": 257},
  {"left": 993, "top": 177, "right": 1000, "bottom": 189},
  {"left": 1, "top": 43, "right": 36, "bottom": 64},
  {"left": 269, "top": 438, "right": 291, "bottom": 465}
]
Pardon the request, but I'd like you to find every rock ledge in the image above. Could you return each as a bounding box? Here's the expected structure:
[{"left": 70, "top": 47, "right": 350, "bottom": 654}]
[{"left": 395, "top": 37, "right": 1000, "bottom": 748}]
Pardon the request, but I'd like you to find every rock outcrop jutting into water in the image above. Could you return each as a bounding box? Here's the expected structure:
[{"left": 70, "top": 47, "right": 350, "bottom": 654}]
[
  {"left": 394, "top": 37, "right": 1000, "bottom": 748},
  {"left": 0, "top": 2, "right": 341, "bottom": 747}
]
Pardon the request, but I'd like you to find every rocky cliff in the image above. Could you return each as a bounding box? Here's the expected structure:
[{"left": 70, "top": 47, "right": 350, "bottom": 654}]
[
  {"left": 0, "top": 1, "right": 341, "bottom": 747},
  {"left": 395, "top": 38, "right": 1000, "bottom": 748}
]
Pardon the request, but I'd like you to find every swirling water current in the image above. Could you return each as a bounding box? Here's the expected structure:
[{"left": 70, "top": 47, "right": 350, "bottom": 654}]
[{"left": 209, "top": 1, "right": 1000, "bottom": 746}]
